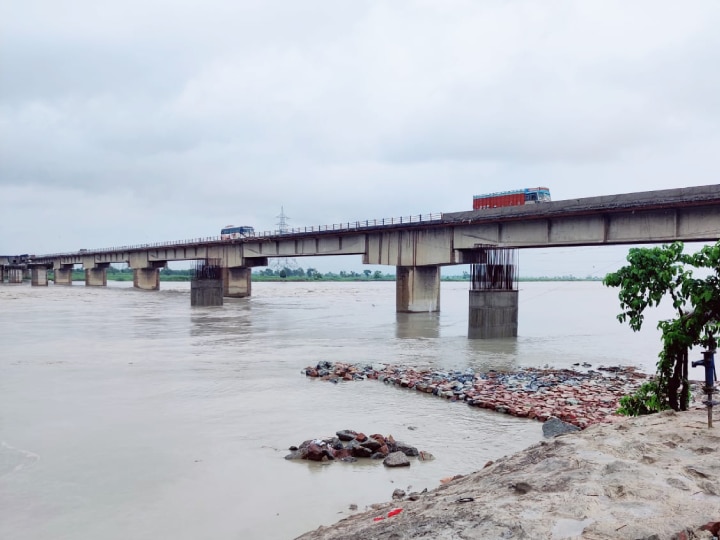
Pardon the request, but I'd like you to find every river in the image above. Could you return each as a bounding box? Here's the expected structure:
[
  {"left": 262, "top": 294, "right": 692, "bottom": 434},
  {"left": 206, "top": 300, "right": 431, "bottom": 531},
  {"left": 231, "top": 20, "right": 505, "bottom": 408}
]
[{"left": 0, "top": 280, "right": 675, "bottom": 539}]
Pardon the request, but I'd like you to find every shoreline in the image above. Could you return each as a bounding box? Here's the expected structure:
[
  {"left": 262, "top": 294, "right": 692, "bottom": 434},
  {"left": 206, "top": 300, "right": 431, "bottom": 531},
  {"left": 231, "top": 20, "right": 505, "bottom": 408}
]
[
  {"left": 296, "top": 408, "right": 720, "bottom": 540},
  {"left": 297, "top": 363, "right": 718, "bottom": 538}
]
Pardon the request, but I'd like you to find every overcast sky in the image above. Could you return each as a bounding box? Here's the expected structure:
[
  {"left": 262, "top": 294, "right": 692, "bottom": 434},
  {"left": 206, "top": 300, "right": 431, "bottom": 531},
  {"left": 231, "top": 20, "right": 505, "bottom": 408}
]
[{"left": 2, "top": 1, "right": 719, "bottom": 275}]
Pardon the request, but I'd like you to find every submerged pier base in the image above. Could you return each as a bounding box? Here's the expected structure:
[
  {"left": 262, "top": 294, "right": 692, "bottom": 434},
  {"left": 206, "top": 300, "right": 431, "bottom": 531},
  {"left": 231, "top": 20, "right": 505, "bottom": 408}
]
[
  {"left": 191, "top": 259, "right": 223, "bottom": 307},
  {"left": 466, "top": 245, "right": 519, "bottom": 339},
  {"left": 468, "top": 290, "right": 519, "bottom": 339}
]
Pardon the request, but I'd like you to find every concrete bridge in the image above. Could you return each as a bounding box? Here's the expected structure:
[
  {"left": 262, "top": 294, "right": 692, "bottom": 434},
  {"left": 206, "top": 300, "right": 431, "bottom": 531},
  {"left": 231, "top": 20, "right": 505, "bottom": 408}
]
[{"left": 3, "top": 184, "right": 720, "bottom": 319}]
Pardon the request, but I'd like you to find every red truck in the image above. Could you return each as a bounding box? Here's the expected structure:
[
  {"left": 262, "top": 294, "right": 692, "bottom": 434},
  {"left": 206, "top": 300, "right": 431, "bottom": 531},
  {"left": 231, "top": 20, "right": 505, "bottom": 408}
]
[{"left": 473, "top": 187, "right": 551, "bottom": 210}]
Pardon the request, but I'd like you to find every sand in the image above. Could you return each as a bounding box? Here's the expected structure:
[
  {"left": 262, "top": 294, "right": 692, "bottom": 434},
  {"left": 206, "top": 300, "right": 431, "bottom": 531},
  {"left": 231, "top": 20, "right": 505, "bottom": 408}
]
[{"left": 296, "top": 408, "right": 720, "bottom": 540}]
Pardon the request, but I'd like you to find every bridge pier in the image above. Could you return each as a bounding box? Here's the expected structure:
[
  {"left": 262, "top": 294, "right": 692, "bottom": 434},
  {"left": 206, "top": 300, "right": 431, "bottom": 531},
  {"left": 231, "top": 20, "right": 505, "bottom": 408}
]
[
  {"left": 129, "top": 254, "right": 166, "bottom": 291},
  {"left": 7, "top": 268, "right": 24, "bottom": 284},
  {"left": 466, "top": 246, "right": 519, "bottom": 339},
  {"left": 0, "top": 265, "right": 4, "bottom": 282},
  {"left": 396, "top": 265, "right": 440, "bottom": 313},
  {"left": 31, "top": 268, "right": 49, "bottom": 286},
  {"left": 133, "top": 267, "right": 161, "bottom": 290},
  {"left": 468, "top": 290, "right": 519, "bottom": 338},
  {"left": 222, "top": 267, "right": 252, "bottom": 298},
  {"left": 85, "top": 263, "right": 110, "bottom": 287},
  {"left": 54, "top": 264, "right": 74, "bottom": 285}
]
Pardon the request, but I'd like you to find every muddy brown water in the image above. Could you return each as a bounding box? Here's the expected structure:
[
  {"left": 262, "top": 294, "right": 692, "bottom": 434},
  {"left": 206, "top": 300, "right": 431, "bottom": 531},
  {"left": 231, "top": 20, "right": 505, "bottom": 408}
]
[{"left": 0, "top": 280, "right": 675, "bottom": 539}]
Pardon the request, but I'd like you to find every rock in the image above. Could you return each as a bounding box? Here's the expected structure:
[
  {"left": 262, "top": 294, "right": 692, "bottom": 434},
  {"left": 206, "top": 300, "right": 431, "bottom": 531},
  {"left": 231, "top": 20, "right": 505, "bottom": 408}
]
[
  {"left": 700, "top": 522, "right": 720, "bottom": 535},
  {"left": 336, "top": 430, "right": 357, "bottom": 441},
  {"left": 384, "top": 451, "right": 411, "bottom": 467},
  {"left": 306, "top": 442, "right": 335, "bottom": 462},
  {"left": 348, "top": 441, "right": 373, "bottom": 459},
  {"left": 392, "top": 488, "right": 406, "bottom": 500},
  {"left": 542, "top": 416, "right": 581, "bottom": 438},
  {"left": 305, "top": 442, "right": 325, "bottom": 462},
  {"left": 360, "top": 437, "right": 382, "bottom": 452},
  {"left": 284, "top": 449, "right": 303, "bottom": 460},
  {"left": 329, "top": 437, "right": 344, "bottom": 450},
  {"left": 395, "top": 441, "right": 420, "bottom": 457},
  {"left": 418, "top": 450, "right": 435, "bottom": 461},
  {"left": 333, "top": 448, "right": 353, "bottom": 460}
]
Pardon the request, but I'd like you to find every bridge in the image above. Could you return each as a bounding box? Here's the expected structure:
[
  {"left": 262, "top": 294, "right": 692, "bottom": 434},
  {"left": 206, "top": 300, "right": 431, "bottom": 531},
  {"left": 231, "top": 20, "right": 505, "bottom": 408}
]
[{"left": 3, "top": 184, "right": 720, "bottom": 335}]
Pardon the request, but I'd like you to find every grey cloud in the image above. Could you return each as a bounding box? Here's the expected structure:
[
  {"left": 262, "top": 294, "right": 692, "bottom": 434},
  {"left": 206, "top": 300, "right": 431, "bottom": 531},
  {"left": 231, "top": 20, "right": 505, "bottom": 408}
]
[{"left": 2, "top": 0, "right": 719, "bottom": 267}]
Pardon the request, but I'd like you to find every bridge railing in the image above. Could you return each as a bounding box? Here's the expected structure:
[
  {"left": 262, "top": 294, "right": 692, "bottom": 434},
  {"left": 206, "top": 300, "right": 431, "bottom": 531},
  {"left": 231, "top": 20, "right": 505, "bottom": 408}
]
[{"left": 34, "top": 212, "right": 444, "bottom": 259}]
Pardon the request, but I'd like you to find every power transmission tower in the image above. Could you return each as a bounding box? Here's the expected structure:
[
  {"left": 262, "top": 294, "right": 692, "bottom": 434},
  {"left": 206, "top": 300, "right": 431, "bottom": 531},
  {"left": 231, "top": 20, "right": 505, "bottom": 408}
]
[
  {"left": 276, "top": 206, "right": 290, "bottom": 234},
  {"left": 271, "top": 206, "right": 298, "bottom": 273}
]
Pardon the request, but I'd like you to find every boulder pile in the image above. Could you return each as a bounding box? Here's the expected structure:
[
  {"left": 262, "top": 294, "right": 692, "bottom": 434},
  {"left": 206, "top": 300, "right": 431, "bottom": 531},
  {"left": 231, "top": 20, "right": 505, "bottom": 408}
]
[
  {"left": 285, "top": 429, "right": 429, "bottom": 467},
  {"left": 304, "top": 362, "right": 651, "bottom": 428}
]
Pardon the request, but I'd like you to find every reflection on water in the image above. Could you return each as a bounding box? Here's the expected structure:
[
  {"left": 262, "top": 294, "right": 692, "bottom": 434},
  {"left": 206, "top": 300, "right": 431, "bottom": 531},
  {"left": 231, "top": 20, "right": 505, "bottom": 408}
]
[{"left": 395, "top": 312, "right": 440, "bottom": 339}]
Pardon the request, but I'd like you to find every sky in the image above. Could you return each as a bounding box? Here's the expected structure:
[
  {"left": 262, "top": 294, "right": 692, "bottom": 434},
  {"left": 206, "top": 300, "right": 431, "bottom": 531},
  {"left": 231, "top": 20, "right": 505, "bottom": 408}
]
[{"left": 2, "top": 1, "right": 719, "bottom": 275}]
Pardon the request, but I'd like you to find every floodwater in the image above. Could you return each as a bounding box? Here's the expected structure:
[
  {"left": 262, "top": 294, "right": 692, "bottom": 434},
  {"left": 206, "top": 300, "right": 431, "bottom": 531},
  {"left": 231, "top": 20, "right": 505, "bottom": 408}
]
[{"left": 0, "top": 280, "right": 675, "bottom": 539}]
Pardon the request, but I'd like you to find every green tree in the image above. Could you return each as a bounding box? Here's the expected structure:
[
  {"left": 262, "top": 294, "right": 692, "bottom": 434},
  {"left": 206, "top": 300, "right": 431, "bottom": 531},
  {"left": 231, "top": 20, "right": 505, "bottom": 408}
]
[
  {"left": 604, "top": 241, "right": 720, "bottom": 414},
  {"left": 373, "top": 270, "right": 383, "bottom": 279},
  {"left": 363, "top": 269, "right": 371, "bottom": 279}
]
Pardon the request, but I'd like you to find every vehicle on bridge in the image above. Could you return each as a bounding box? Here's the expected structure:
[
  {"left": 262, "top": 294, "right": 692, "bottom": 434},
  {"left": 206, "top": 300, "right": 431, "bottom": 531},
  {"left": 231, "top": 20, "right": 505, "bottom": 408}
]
[
  {"left": 473, "top": 187, "right": 551, "bottom": 210},
  {"left": 220, "top": 225, "right": 255, "bottom": 240}
]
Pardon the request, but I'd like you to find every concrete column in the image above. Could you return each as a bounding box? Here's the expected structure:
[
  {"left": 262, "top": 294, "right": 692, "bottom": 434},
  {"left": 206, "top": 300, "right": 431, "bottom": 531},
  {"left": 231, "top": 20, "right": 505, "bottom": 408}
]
[
  {"left": 8, "top": 268, "right": 23, "bottom": 284},
  {"left": 191, "top": 279, "right": 224, "bottom": 306},
  {"left": 85, "top": 263, "right": 110, "bottom": 287},
  {"left": 0, "top": 265, "right": 4, "bottom": 283},
  {"left": 31, "top": 268, "right": 49, "bottom": 286},
  {"left": 133, "top": 268, "right": 160, "bottom": 290},
  {"left": 468, "top": 290, "right": 519, "bottom": 339},
  {"left": 54, "top": 265, "right": 74, "bottom": 285},
  {"left": 396, "top": 265, "right": 441, "bottom": 313},
  {"left": 222, "top": 267, "right": 252, "bottom": 298}
]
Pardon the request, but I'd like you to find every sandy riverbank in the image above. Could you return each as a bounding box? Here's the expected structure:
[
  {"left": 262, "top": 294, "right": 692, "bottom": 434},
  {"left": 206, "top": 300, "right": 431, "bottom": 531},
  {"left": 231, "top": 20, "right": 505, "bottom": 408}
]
[{"left": 296, "top": 408, "right": 720, "bottom": 540}]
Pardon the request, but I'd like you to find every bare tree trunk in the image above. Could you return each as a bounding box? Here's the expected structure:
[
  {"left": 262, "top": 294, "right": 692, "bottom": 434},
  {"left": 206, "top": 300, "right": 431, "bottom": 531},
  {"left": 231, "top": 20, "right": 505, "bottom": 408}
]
[
  {"left": 680, "top": 348, "right": 689, "bottom": 411},
  {"left": 668, "top": 353, "right": 682, "bottom": 411}
]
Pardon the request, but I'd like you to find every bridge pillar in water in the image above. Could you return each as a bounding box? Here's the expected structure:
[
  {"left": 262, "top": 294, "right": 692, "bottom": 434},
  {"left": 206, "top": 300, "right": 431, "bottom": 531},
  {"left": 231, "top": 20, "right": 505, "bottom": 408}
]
[
  {"left": 8, "top": 268, "right": 24, "bottom": 284},
  {"left": 396, "top": 265, "right": 440, "bottom": 313},
  {"left": 129, "top": 253, "right": 166, "bottom": 291},
  {"left": 54, "top": 264, "right": 74, "bottom": 285},
  {"left": 85, "top": 262, "right": 110, "bottom": 287},
  {"left": 133, "top": 265, "right": 164, "bottom": 290},
  {"left": 0, "top": 265, "right": 4, "bottom": 282},
  {"left": 222, "top": 267, "right": 251, "bottom": 298},
  {"left": 468, "top": 290, "right": 519, "bottom": 338},
  {"left": 31, "top": 268, "right": 49, "bottom": 286},
  {"left": 466, "top": 245, "right": 519, "bottom": 339},
  {"left": 191, "top": 259, "right": 223, "bottom": 306},
  {"left": 191, "top": 280, "right": 224, "bottom": 306}
]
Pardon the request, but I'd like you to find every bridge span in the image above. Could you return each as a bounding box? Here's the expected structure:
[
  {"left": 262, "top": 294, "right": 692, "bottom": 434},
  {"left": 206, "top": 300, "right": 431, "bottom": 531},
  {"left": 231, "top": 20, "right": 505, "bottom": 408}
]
[{"left": 3, "top": 184, "right": 720, "bottom": 334}]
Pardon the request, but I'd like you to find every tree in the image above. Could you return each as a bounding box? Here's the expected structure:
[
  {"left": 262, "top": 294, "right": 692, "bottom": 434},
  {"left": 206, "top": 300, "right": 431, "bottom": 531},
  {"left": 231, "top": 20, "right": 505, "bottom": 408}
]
[
  {"left": 604, "top": 241, "right": 720, "bottom": 414},
  {"left": 363, "top": 269, "right": 371, "bottom": 279}
]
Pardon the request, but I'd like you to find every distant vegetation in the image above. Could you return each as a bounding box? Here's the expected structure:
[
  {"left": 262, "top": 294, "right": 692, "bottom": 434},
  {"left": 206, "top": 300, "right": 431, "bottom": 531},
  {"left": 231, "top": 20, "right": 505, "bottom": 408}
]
[{"left": 47, "top": 266, "right": 602, "bottom": 282}]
